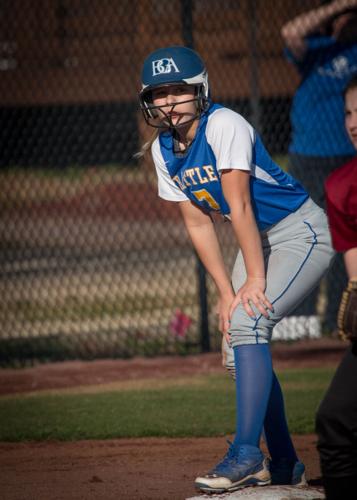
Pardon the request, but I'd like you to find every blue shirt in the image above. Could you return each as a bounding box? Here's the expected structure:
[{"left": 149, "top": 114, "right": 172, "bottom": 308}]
[
  {"left": 152, "top": 104, "right": 309, "bottom": 231},
  {"left": 287, "top": 36, "right": 357, "bottom": 157}
]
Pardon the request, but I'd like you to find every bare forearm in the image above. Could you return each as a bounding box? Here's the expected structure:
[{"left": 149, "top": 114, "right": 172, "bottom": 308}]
[
  {"left": 282, "top": 3, "right": 337, "bottom": 38},
  {"left": 220, "top": 169, "right": 265, "bottom": 280},
  {"left": 185, "top": 221, "right": 233, "bottom": 295},
  {"left": 230, "top": 204, "right": 265, "bottom": 279},
  {"left": 281, "top": 0, "right": 352, "bottom": 58},
  {"left": 179, "top": 201, "right": 232, "bottom": 294},
  {"left": 344, "top": 247, "right": 357, "bottom": 279},
  {"left": 219, "top": 169, "right": 273, "bottom": 319}
]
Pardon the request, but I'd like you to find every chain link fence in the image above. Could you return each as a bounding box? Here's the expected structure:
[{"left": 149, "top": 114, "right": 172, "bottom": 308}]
[{"left": 1, "top": 0, "right": 345, "bottom": 367}]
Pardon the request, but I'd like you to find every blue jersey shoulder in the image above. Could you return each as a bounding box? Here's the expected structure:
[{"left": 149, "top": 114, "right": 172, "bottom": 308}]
[{"left": 158, "top": 105, "right": 308, "bottom": 230}]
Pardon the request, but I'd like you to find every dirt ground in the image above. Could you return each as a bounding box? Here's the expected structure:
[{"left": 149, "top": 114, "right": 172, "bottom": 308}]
[{"left": 0, "top": 337, "right": 348, "bottom": 500}]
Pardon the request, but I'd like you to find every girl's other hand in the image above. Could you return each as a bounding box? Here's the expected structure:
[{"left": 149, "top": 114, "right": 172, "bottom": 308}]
[{"left": 216, "top": 289, "right": 235, "bottom": 342}]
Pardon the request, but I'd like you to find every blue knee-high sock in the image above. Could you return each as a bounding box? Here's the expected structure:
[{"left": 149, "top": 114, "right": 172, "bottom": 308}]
[
  {"left": 232, "top": 344, "right": 273, "bottom": 449},
  {"left": 263, "top": 371, "right": 298, "bottom": 462}
]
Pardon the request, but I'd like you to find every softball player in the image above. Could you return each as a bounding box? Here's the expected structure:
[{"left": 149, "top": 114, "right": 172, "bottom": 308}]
[{"left": 138, "top": 45, "right": 335, "bottom": 494}]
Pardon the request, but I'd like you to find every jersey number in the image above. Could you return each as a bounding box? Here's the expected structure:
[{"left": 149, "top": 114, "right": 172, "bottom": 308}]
[{"left": 192, "top": 189, "right": 220, "bottom": 210}]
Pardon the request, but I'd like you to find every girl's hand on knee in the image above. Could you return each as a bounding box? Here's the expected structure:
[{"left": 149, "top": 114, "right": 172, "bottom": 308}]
[{"left": 230, "top": 277, "right": 274, "bottom": 320}]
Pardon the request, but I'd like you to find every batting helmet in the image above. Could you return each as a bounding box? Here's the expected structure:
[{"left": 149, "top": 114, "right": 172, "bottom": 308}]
[{"left": 139, "top": 46, "right": 210, "bottom": 127}]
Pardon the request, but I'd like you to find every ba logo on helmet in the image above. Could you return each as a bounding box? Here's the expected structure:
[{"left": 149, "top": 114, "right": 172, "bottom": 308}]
[{"left": 152, "top": 58, "right": 180, "bottom": 76}]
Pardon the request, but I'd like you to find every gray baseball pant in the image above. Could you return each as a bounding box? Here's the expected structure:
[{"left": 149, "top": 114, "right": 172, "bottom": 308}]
[{"left": 224, "top": 197, "right": 335, "bottom": 364}]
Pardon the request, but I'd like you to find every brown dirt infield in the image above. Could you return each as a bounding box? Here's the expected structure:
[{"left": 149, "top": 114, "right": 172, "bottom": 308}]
[{"left": 0, "top": 338, "right": 347, "bottom": 500}]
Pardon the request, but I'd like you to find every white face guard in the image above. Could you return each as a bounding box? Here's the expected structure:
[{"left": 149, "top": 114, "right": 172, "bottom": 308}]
[{"left": 140, "top": 91, "right": 204, "bottom": 129}]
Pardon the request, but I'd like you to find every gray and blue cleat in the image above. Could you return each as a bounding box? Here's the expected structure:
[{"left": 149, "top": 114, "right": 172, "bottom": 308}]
[{"left": 194, "top": 443, "right": 271, "bottom": 494}]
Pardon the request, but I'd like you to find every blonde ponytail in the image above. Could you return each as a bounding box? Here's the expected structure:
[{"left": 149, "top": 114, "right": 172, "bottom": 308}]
[{"left": 134, "top": 129, "right": 160, "bottom": 159}]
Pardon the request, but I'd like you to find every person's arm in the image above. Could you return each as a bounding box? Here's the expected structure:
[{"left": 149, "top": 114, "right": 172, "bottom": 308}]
[
  {"left": 325, "top": 167, "right": 357, "bottom": 279},
  {"left": 179, "top": 200, "right": 234, "bottom": 339},
  {"left": 281, "top": 0, "right": 357, "bottom": 60},
  {"left": 344, "top": 247, "right": 357, "bottom": 279},
  {"left": 220, "top": 169, "right": 273, "bottom": 320}
]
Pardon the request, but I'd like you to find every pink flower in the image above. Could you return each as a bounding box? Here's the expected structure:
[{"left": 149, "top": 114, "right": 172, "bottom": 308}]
[{"left": 169, "top": 309, "right": 192, "bottom": 338}]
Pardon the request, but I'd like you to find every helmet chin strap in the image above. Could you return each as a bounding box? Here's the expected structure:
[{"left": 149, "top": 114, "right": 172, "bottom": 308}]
[
  {"left": 165, "top": 103, "right": 202, "bottom": 154},
  {"left": 172, "top": 128, "right": 192, "bottom": 154}
]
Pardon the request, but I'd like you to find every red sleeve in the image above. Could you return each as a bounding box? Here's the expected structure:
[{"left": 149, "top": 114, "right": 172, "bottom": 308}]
[
  {"left": 325, "top": 159, "right": 357, "bottom": 252},
  {"left": 326, "top": 197, "right": 357, "bottom": 251}
]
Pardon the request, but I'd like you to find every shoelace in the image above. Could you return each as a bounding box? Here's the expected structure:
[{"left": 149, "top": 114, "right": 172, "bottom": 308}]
[{"left": 213, "top": 440, "right": 239, "bottom": 470}]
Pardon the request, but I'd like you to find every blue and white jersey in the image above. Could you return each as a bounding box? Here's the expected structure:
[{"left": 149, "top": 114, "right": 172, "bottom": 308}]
[{"left": 152, "top": 103, "right": 309, "bottom": 231}]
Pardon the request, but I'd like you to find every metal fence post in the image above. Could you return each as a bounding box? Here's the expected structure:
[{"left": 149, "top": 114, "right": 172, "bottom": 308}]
[
  {"left": 197, "top": 255, "right": 210, "bottom": 352},
  {"left": 248, "top": 0, "right": 261, "bottom": 133},
  {"left": 181, "top": 0, "right": 194, "bottom": 49}
]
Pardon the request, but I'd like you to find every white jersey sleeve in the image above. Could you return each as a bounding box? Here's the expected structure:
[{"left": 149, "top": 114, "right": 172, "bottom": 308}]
[
  {"left": 151, "top": 137, "right": 188, "bottom": 202},
  {"left": 206, "top": 107, "right": 255, "bottom": 173}
]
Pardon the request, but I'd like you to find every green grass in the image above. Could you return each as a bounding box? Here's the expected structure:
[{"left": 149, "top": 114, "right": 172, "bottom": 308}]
[
  {"left": 1, "top": 291, "right": 196, "bottom": 323},
  {"left": 0, "top": 367, "right": 334, "bottom": 442},
  {"left": 0, "top": 164, "right": 154, "bottom": 208}
]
